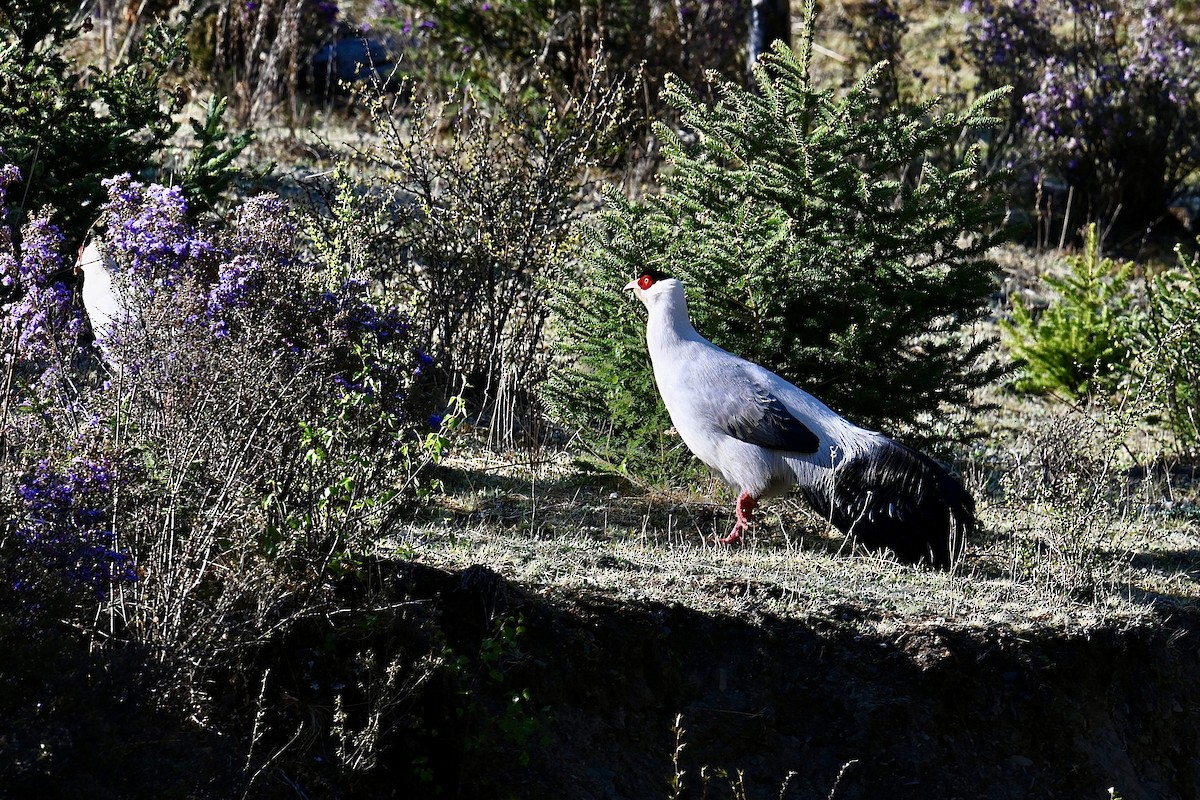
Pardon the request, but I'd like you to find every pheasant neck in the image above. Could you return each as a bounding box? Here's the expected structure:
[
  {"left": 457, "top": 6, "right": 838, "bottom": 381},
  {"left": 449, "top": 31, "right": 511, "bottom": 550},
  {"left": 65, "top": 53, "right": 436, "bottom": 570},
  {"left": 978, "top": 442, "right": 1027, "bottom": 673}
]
[{"left": 646, "top": 288, "right": 702, "bottom": 356}]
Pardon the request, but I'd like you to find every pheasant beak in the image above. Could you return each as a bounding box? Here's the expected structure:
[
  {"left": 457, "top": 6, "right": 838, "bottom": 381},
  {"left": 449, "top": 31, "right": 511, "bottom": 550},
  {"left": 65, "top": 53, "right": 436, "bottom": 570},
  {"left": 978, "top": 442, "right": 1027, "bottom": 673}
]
[{"left": 622, "top": 279, "right": 639, "bottom": 292}]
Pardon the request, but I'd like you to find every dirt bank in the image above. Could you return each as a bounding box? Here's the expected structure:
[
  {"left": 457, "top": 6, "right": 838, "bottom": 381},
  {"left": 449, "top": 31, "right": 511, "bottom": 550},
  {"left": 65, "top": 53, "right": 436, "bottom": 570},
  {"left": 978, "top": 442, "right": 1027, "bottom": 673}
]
[
  {"left": 4, "top": 559, "right": 1197, "bottom": 799},
  {"left": 391, "top": 561, "right": 1200, "bottom": 800}
]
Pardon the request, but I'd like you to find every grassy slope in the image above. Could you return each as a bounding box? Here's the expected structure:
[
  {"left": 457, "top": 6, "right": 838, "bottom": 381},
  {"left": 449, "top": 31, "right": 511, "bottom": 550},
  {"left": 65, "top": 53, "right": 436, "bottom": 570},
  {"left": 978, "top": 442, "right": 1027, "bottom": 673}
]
[
  {"left": 386, "top": 408, "right": 1200, "bottom": 638},
  {"left": 210, "top": 0, "right": 1200, "bottom": 641}
]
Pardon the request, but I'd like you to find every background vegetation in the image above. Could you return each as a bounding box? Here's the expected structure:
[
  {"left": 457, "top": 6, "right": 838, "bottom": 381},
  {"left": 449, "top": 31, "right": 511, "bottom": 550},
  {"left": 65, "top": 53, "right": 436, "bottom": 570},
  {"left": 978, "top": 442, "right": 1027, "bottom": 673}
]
[
  {"left": 3, "top": 0, "right": 1200, "bottom": 795},
  {"left": 545, "top": 37, "right": 1010, "bottom": 475}
]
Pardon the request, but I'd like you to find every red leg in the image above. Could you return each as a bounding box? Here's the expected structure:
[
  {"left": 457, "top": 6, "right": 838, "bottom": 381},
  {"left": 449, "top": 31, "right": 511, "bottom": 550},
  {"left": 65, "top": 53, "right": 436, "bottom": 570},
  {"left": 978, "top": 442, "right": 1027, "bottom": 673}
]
[{"left": 719, "top": 491, "right": 758, "bottom": 545}]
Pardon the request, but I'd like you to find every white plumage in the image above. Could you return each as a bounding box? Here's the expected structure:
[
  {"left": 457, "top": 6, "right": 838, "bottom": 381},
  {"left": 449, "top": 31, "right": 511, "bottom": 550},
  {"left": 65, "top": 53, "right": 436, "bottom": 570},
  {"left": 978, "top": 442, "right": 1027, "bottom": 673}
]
[
  {"left": 75, "top": 238, "right": 122, "bottom": 346},
  {"left": 625, "top": 271, "right": 973, "bottom": 567}
]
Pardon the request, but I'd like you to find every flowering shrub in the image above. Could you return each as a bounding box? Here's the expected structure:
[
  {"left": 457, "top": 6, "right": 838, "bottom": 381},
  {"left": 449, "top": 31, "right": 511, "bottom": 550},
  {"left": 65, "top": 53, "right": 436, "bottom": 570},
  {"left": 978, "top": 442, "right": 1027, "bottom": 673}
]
[
  {"left": 89, "top": 176, "right": 429, "bottom": 426},
  {"left": 964, "top": 0, "right": 1200, "bottom": 230},
  {"left": 1, "top": 163, "right": 448, "bottom": 722},
  {"left": 14, "top": 454, "right": 137, "bottom": 597},
  {"left": 1, "top": 169, "right": 122, "bottom": 611}
]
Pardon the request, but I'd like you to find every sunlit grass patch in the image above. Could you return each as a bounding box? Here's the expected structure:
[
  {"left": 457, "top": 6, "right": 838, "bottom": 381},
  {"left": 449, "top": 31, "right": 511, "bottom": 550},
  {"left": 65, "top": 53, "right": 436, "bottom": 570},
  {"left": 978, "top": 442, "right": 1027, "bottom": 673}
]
[{"left": 381, "top": 423, "right": 1192, "bottom": 636}]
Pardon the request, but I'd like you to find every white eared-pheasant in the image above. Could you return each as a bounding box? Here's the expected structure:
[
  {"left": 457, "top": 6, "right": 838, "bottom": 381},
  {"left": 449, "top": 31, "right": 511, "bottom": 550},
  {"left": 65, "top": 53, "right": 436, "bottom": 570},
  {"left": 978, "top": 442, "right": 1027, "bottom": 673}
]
[{"left": 624, "top": 270, "right": 974, "bottom": 568}]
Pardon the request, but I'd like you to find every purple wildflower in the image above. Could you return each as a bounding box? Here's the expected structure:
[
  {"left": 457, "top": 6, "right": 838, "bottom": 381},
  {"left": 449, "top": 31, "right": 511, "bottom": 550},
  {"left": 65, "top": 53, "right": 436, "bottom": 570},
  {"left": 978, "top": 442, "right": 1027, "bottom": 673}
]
[
  {"left": 100, "top": 174, "right": 216, "bottom": 285},
  {"left": 0, "top": 198, "right": 85, "bottom": 364},
  {"left": 15, "top": 454, "right": 137, "bottom": 597},
  {"left": 208, "top": 254, "right": 266, "bottom": 330}
]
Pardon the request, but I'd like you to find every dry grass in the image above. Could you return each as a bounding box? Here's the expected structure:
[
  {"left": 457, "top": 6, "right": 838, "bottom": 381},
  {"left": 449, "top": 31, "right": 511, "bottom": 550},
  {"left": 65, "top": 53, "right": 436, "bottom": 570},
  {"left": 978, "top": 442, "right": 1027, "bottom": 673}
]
[{"left": 379, "top": 405, "right": 1200, "bottom": 639}]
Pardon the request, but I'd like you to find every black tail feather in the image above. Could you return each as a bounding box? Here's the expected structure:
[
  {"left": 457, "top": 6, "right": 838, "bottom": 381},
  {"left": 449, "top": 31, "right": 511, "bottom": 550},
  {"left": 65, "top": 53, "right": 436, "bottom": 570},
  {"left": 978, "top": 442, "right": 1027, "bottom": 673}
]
[{"left": 802, "top": 438, "right": 974, "bottom": 568}]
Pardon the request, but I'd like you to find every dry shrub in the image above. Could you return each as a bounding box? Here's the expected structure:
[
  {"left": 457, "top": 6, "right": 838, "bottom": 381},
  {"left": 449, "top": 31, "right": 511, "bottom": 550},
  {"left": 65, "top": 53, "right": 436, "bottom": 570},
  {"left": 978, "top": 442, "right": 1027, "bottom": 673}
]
[
  {"left": 996, "top": 398, "right": 1157, "bottom": 600},
  {"left": 339, "top": 57, "right": 634, "bottom": 446}
]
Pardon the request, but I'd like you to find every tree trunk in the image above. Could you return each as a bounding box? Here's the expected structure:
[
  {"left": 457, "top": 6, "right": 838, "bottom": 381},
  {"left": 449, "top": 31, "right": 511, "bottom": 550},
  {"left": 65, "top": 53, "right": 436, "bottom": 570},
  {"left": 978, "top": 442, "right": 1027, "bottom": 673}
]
[{"left": 748, "top": 0, "right": 791, "bottom": 73}]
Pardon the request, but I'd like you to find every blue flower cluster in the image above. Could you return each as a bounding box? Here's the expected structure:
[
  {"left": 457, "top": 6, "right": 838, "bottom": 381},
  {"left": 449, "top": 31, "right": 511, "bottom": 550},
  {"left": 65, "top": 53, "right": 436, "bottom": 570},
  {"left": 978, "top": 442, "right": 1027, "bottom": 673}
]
[
  {"left": 206, "top": 195, "right": 297, "bottom": 337},
  {"left": 208, "top": 255, "right": 267, "bottom": 336},
  {"left": 101, "top": 174, "right": 215, "bottom": 288},
  {"left": 0, "top": 165, "right": 85, "bottom": 385},
  {"left": 15, "top": 455, "right": 136, "bottom": 597}
]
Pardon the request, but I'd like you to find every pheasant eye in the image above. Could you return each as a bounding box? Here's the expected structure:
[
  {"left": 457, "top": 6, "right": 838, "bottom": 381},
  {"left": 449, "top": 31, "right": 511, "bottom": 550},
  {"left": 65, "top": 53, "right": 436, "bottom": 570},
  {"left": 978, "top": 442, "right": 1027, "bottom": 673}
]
[{"left": 637, "top": 274, "right": 655, "bottom": 290}]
